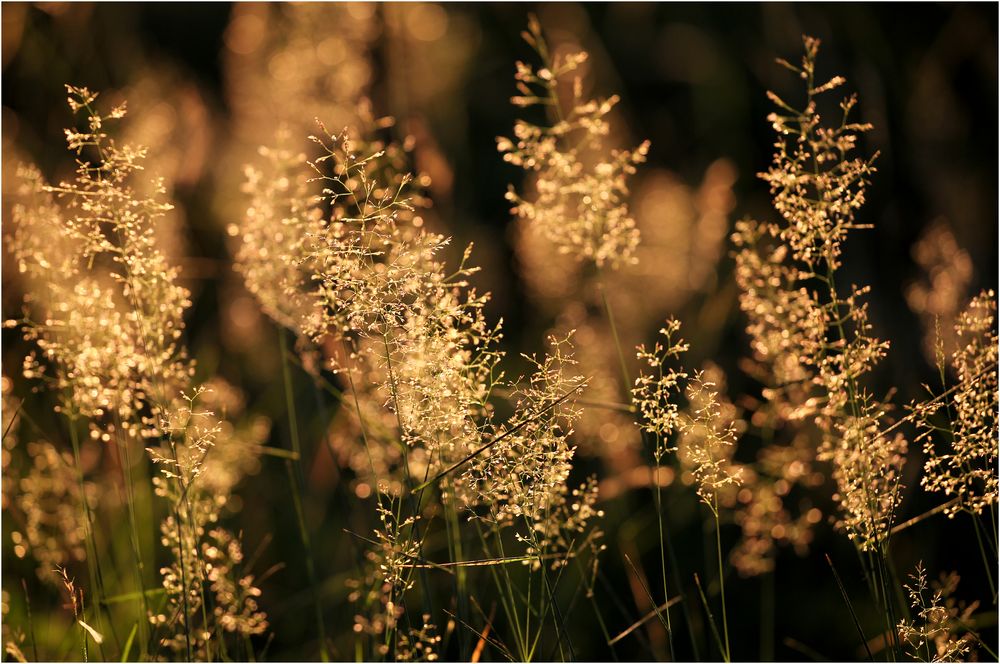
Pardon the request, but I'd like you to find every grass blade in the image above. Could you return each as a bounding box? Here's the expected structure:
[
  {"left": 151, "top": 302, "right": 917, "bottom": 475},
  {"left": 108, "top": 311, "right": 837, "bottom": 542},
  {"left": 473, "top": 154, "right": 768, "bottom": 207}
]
[
  {"left": 119, "top": 624, "right": 138, "bottom": 662},
  {"left": 693, "top": 573, "right": 727, "bottom": 662},
  {"left": 825, "top": 554, "right": 875, "bottom": 662},
  {"left": 622, "top": 553, "right": 673, "bottom": 646},
  {"left": 609, "top": 595, "right": 681, "bottom": 646}
]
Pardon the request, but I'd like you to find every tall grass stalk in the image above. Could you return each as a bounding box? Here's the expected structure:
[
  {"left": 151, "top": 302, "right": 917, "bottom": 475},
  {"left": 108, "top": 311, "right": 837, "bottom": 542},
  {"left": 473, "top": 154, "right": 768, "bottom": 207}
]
[
  {"left": 476, "top": 520, "right": 528, "bottom": 661},
  {"left": 711, "top": 497, "right": 731, "bottom": 662},
  {"left": 21, "top": 578, "right": 39, "bottom": 662},
  {"left": 826, "top": 554, "right": 875, "bottom": 663},
  {"left": 443, "top": 491, "right": 471, "bottom": 659},
  {"left": 521, "top": 517, "right": 574, "bottom": 662},
  {"left": 692, "top": 573, "right": 727, "bottom": 661},
  {"left": 470, "top": 505, "right": 580, "bottom": 662},
  {"left": 120, "top": 623, "right": 138, "bottom": 662},
  {"left": 971, "top": 517, "right": 997, "bottom": 601},
  {"left": 375, "top": 328, "right": 439, "bottom": 658},
  {"left": 651, "top": 480, "right": 676, "bottom": 661},
  {"left": 278, "top": 329, "right": 330, "bottom": 662},
  {"left": 732, "top": 36, "right": 915, "bottom": 659},
  {"left": 110, "top": 414, "right": 151, "bottom": 659},
  {"left": 171, "top": 506, "right": 193, "bottom": 662},
  {"left": 67, "top": 417, "right": 109, "bottom": 661},
  {"left": 823, "top": 263, "right": 902, "bottom": 659},
  {"left": 622, "top": 551, "right": 672, "bottom": 647},
  {"left": 599, "top": 275, "right": 680, "bottom": 660},
  {"left": 573, "top": 557, "right": 617, "bottom": 659}
]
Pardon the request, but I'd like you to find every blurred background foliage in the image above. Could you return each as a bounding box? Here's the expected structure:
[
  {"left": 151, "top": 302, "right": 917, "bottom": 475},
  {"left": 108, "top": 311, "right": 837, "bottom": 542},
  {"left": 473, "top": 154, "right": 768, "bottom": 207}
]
[{"left": 2, "top": 3, "right": 997, "bottom": 661}]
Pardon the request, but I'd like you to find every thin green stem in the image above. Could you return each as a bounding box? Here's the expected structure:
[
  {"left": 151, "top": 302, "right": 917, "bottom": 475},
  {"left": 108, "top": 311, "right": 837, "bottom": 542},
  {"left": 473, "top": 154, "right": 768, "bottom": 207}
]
[
  {"left": 113, "top": 414, "right": 151, "bottom": 658},
  {"left": 653, "top": 473, "right": 676, "bottom": 661},
  {"left": 574, "top": 557, "right": 618, "bottom": 660},
  {"left": 279, "top": 329, "right": 329, "bottom": 662},
  {"left": 373, "top": 327, "right": 437, "bottom": 646},
  {"left": 79, "top": 589, "right": 89, "bottom": 663},
  {"left": 713, "top": 502, "right": 731, "bottom": 662},
  {"left": 971, "top": 515, "right": 997, "bottom": 601},
  {"left": 693, "top": 573, "right": 726, "bottom": 661},
  {"left": 444, "top": 492, "right": 471, "bottom": 659},
  {"left": 622, "top": 553, "right": 672, "bottom": 649},
  {"left": 597, "top": 278, "right": 632, "bottom": 398},
  {"left": 478, "top": 521, "right": 527, "bottom": 660},
  {"left": 599, "top": 271, "right": 692, "bottom": 659},
  {"left": 988, "top": 504, "right": 998, "bottom": 553},
  {"left": 172, "top": 506, "right": 193, "bottom": 663},
  {"left": 534, "top": 544, "right": 574, "bottom": 662},
  {"left": 68, "top": 418, "right": 110, "bottom": 661},
  {"left": 22, "top": 579, "right": 39, "bottom": 662},
  {"left": 120, "top": 623, "right": 138, "bottom": 662},
  {"left": 826, "top": 554, "right": 875, "bottom": 663}
]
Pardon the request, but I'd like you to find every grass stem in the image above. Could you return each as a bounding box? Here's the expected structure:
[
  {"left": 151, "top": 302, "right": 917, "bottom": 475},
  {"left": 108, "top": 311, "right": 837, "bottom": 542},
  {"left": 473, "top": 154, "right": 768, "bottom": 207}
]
[
  {"left": 825, "top": 554, "right": 875, "bottom": 663},
  {"left": 279, "top": 329, "right": 330, "bottom": 662},
  {"left": 713, "top": 502, "right": 731, "bottom": 662}
]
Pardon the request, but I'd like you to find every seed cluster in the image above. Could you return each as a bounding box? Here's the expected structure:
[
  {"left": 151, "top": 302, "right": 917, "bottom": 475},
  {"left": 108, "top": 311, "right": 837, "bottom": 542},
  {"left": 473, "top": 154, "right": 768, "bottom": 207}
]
[
  {"left": 3, "top": 16, "right": 995, "bottom": 662},
  {"left": 498, "top": 16, "right": 648, "bottom": 270},
  {"left": 6, "top": 87, "right": 269, "bottom": 658},
  {"left": 733, "top": 38, "right": 905, "bottom": 552},
  {"left": 920, "top": 291, "right": 999, "bottom": 517}
]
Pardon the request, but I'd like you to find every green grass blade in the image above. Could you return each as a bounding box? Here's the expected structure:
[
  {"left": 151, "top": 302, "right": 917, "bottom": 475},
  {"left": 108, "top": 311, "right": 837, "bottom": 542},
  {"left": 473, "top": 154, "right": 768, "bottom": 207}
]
[
  {"left": 825, "top": 554, "right": 875, "bottom": 663},
  {"left": 119, "top": 623, "right": 138, "bottom": 663}
]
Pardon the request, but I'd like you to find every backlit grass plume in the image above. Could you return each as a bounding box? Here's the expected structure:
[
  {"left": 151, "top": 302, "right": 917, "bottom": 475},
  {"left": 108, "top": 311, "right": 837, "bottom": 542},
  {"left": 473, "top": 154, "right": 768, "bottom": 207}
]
[
  {"left": 633, "top": 321, "right": 742, "bottom": 660},
  {"left": 238, "top": 102, "right": 605, "bottom": 658},
  {"left": 733, "top": 37, "right": 905, "bottom": 553},
  {"left": 6, "top": 86, "right": 268, "bottom": 660},
  {"left": 498, "top": 15, "right": 649, "bottom": 270},
  {"left": 920, "top": 290, "right": 998, "bottom": 518},
  {"left": 302, "top": 126, "right": 503, "bottom": 488},
  {"left": 3, "top": 16, "right": 997, "bottom": 664},
  {"left": 7, "top": 86, "right": 191, "bottom": 440},
  {"left": 897, "top": 563, "right": 979, "bottom": 662}
]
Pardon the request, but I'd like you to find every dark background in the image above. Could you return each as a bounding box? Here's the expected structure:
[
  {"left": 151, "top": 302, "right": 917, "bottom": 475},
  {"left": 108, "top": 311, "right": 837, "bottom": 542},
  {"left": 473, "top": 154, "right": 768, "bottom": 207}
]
[{"left": 2, "top": 3, "right": 997, "bottom": 661}]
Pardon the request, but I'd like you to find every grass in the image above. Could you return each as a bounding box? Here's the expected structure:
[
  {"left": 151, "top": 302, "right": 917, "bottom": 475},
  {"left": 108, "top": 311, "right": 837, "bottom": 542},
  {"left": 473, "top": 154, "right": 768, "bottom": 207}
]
[{"left": 1, "top": 9, "right": 997, "bottom": 664}]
